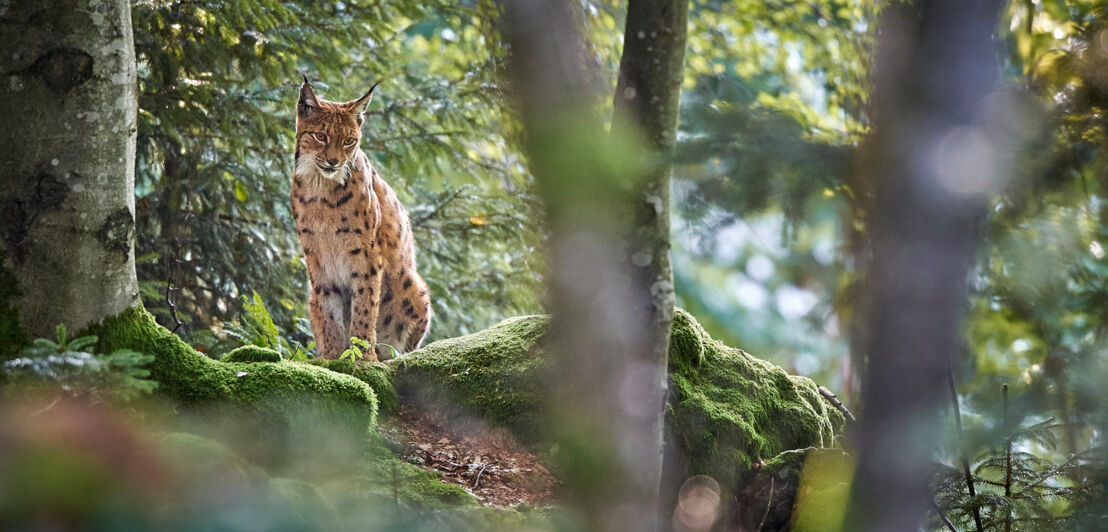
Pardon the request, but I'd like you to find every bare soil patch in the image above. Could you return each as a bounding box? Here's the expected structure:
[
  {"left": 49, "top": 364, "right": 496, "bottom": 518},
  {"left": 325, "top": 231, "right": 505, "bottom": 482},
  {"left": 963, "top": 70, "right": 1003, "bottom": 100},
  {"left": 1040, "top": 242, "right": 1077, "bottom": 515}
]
[{"left": 379, "top": 406, "right": 559, "bottom": 507}]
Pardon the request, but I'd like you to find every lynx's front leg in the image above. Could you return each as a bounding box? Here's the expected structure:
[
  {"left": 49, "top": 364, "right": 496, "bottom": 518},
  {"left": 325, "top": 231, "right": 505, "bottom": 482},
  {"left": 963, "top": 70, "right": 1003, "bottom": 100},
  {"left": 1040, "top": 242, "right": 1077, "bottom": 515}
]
[
  {"left": 308, "top": 284, "right": 349, "bottom": 357},
  {"left": 304, "top": 249, "right": 348, "bottom": 358},
  {"left": 348, "top": 247, "right": 384, "bottom": 361}
]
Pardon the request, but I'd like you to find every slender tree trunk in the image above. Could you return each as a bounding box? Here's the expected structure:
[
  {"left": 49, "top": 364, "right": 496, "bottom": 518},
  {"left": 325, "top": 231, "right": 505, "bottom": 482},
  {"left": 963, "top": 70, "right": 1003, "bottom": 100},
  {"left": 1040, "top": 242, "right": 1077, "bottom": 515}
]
[
  {"left": 847, "top": 1, "right": 1004, "bottom": 530},
  {"left": 0, "top": 0, "right": 139, "bottom": 339},
  {"left": 499, "top": 1, "right": 683, "bottom": 529},
  {"left": 611, "top": 0, "right": 687, "bottom": 522}
]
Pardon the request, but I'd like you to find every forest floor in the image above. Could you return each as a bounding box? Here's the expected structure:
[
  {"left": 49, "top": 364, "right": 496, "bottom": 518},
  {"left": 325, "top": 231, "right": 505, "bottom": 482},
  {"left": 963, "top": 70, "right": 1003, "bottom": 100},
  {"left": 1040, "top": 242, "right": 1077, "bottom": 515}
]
[{"left": 379, "top": 406, "right": 559, "bottom": 507}]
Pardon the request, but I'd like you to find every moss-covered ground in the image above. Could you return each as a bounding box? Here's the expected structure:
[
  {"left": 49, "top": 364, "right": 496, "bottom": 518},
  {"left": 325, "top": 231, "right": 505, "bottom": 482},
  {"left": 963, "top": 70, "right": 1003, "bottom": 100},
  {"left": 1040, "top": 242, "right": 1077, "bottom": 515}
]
[
  {"left": 57, "top": 303, "right": 843, "bottom": 527},
  {"left": 90, "top": 307, "right": 378, "bottom": 438},
  {"left": 78, "top": 306, "right": 533, "bottom": 520}
]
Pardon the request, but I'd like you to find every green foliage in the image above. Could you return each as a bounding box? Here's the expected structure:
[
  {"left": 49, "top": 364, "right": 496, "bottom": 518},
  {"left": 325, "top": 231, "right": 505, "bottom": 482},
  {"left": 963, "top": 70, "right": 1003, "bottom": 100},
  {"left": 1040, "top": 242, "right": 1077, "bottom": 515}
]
[
  {"left": 1, "top": 324, "right": 157, "bottom": 402},
  {"left": 938, "top": 3, "right": 1108, "bottom": 527},
  {"left": 934, "top": 413, "right": 1098, "bottom": 530},
  {"left": 0, "top": 413, "right": 554, "bottom": 530},
  {"left": 653, "top": 0, "right": 872, "bottom": 391},
  {"left": 208, "top": 291, "right": 309, "bottom": 360},
  {"left": 132, "top": 0, "right": 543, "bottom": 346},
  {"left": 239, "top": 291, "right": 281, "bottom": 348}
]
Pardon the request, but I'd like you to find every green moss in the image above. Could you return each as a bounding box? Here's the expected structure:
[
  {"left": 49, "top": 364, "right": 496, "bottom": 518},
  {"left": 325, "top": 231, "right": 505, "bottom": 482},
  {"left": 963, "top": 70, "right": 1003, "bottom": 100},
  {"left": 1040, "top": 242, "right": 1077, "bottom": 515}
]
[
  {"left": 87, "top": 306, "right": 378, "bottom": 467},
  {"left": 305, "top": 358, "right": 399, "bottom": 415},
  {"left": 393, "top": 315, "right": 551, "bottom": 443},
  {"left": 222, "top": 345, "right": 283, "bottom": 363},
  {"left": 666, "top": 308, "right": 845, "bottom": 492},
  {"left": 667, "top": 307, "right": 707, "bottom": 369},
  {"left": 406, "top": 473, "right": 477, "bottom": 506}
]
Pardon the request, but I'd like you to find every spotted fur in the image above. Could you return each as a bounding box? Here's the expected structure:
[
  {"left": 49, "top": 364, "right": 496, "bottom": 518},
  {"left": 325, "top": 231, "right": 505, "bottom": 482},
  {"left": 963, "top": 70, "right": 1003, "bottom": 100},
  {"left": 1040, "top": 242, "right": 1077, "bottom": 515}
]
[{"left": 292, "top": 77, "right": 431, "bottom": 360}]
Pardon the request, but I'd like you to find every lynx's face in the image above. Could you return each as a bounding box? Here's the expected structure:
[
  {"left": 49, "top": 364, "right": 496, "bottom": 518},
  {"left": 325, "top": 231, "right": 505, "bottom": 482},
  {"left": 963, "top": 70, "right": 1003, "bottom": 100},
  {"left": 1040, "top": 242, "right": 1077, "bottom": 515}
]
[{"left": 294, "top": 78, "right": 380, "bottom": 183}]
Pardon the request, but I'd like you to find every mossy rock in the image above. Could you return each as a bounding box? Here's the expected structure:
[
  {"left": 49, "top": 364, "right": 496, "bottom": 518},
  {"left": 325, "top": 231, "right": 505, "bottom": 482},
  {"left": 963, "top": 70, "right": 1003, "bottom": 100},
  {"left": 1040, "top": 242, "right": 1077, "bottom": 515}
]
[
  {"left": 665, "top": 308, "right": 845, "bottom": 492},
  {"left": 393, "top": 315, "right": 550, "bottom": 442},
  {"left": 304, "top": 358, "right": 399, "bottom": 415},
  {"left": 395, "top": 308, "right": 843, "bottom": 487},
  {"left": 87, "top": 306, "right": 379, "bottom": 467},
  {"left": 222, "top": 345, "right": 282, "bottom": 363}
]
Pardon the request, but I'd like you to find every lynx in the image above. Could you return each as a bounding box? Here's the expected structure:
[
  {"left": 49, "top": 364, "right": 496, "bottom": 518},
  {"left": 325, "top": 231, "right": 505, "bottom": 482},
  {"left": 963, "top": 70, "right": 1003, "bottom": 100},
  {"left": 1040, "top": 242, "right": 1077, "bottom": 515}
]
[{"left": 291, "top": 76, "right": 431, "bottom": 360}]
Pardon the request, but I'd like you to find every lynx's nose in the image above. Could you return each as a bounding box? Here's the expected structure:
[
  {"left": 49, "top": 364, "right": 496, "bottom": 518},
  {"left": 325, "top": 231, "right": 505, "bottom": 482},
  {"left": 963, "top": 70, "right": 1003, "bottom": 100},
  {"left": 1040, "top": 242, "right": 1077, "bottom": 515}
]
[{"left": 327, "top": 158, "right": 339, "bottom": 166}]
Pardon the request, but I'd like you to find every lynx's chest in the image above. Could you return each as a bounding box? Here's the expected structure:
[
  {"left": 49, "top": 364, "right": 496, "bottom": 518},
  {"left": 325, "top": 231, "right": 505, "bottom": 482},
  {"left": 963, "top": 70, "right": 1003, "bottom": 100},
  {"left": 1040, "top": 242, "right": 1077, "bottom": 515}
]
[{"left": 291, "top": 170, "right": 380, "bottom": 283}]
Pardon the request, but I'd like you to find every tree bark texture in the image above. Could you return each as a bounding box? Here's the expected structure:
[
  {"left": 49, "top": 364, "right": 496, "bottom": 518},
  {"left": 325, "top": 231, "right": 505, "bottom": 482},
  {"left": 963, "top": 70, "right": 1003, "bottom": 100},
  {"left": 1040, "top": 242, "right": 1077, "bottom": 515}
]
[
  {"left": 848, "top": 0, "right": 1004, "bottom": 530},
  {"left": 499, "top": 1, "right": 683, "bottom": 530},
  {"left": 0, "top": 0, "right": 139, "bottom": 337}
]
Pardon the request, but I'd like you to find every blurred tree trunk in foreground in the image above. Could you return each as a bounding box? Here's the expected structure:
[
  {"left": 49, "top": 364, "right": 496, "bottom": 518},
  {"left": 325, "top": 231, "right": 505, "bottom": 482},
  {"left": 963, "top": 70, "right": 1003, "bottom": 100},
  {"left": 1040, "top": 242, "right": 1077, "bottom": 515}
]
[
  {"left": 0, "top": 0, "right": 139, "bottom": 341},
  {"left": 500, "top": 0, "right": 686, "bottom": 530},
  {"left": 848, "top": 0, "right": 1004, "bottom": 530}
]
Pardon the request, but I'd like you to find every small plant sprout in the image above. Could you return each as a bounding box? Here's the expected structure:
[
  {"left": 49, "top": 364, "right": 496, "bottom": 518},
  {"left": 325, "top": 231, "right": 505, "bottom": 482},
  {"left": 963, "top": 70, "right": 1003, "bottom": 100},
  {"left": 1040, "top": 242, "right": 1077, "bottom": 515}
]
[
  {"left": 340, "top": 337, "right": 372, "bottom": 361},
  {"left": 339, "top": 338, "right": 399, "bottom": 361}
]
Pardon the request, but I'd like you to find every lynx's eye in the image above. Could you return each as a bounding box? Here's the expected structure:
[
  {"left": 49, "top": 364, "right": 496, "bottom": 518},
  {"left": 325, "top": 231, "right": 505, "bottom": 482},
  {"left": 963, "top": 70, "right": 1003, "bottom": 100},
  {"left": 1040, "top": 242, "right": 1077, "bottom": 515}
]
[
  {"left": 343, "top": 137, "right": 357, "bottom": 147},
  {"left": 310, "top": 132, "right": 327, "bottom": 143}
]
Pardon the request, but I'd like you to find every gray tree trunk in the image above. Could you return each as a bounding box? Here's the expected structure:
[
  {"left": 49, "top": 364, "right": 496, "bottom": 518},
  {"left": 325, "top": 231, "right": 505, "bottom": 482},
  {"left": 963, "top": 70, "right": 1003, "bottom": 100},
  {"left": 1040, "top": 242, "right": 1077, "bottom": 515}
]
[
  {"left": 0, "top": 0, "right": 139, "bottom": 338},
  {"left": 611, "top": 0, "right": 687, "bottom": 523},
  {"left": 848, "top": 0, "right": 1004, "bottom": 530},
  {"left": 499, "top": 1, "right": 683, "bottom": 530}
]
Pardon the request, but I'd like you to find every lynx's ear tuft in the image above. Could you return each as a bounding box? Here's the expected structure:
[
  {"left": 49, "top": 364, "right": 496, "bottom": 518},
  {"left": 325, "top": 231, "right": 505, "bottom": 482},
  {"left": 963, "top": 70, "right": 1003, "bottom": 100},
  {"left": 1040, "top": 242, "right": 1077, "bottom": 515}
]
[
  {"left": 298, "top": 74, "right": 321, "bottom": 117},
  {"left": 349, "top": 80, "right": 381, "bottom": 124}
]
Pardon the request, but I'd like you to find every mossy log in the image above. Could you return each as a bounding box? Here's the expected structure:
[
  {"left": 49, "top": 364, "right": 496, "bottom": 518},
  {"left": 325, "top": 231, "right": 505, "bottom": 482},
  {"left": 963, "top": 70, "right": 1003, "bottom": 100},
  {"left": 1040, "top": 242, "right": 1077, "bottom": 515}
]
[
  {"left": 222, "top": 345, "right": 283, "bottom": 363},
  {"left": 305, "top": 357, "right": 399, "bottom": 415},
  {"left": 88, "top": 306, "right": 379, "bottom": 468}
]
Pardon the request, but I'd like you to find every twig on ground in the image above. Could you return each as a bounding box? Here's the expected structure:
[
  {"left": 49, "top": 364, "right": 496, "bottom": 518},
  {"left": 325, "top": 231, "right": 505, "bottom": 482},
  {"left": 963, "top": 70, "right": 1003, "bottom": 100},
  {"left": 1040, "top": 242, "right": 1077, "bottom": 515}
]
[
  {"left": 757, "top": 475, "right": 776, "bottom": 532},
  {"left": 473, "top": 463, "right": 487, "bottom": 489},
  {"left": 818, "top": 385, "right": 856, "bottom": 424}
]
